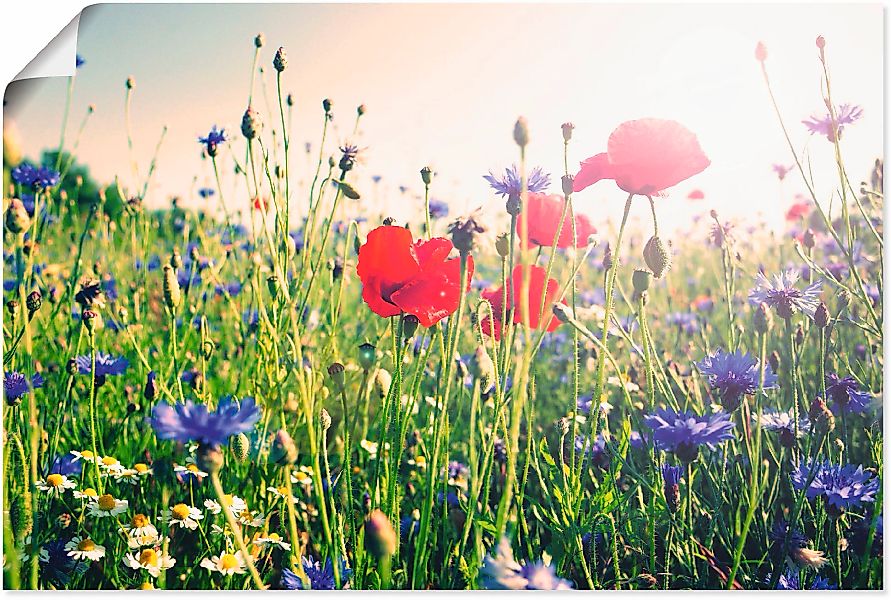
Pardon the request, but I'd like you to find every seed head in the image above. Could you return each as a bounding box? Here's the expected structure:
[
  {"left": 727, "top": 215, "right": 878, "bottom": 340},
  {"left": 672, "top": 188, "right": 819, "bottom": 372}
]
[
  {"left": 273, "top": 47, "right": 287, "bottom": 72},
  {"left": 26, "top": 290, "right": 42, "bottom": 314},
  {"left": 5, "top": 198, "right": 30, "bottom": 234},
  {"left": 162, "top": 265, "right": 181, "bottom": 310},
  {"left": 561, "top": 122, "right": 575, "bottom": 142},
  {"left": 643, "top": 235, "right": 671, "bottom": 278},
  {"left": 358, "top": 343, "right": 377, "bottom": 371},
  {"left": 241, "top": 106, "right": 263, "bottom": 140}
]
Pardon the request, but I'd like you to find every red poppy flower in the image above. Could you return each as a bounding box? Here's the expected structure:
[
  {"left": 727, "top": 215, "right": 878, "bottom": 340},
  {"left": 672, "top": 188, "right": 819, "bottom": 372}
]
[
  {"left": 480, "top": 265, "right": 561, "bottom": 340},
  {"left": 687, "top": 189, "right": 705, "bottom": 201},
  {"left": 519, "top": 193, "right": 597, "bottom": 249},
  {"left": 785, "top": 200, "right": 811, "bottom": 222},
  {"left": 357, "top": 225, "right": 474, "bottom": 327},
  {"left": 572, "top": 118, "right": 710, "bottom": 196},
  {"left": 253, "top": 196, "right": 269, "bottom": 212}
]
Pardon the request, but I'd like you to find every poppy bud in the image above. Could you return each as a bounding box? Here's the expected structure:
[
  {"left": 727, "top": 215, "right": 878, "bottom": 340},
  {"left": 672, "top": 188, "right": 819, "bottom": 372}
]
[
  {"left": 323, "top": 98, "right": 333, "bottom": 114},
  {"left": 364, "top": 509, "right": 397, "bottom": 558},
  {"left": 755, "top": 41, "right": 767, "bottom": 62},
  {"left": 495, "top": 233, "right": 510, "bottom": 258},
  {"left": 632, "top": 269, "right": 652, "bottom": 294},
  {"left": 197, "top": 443, "right": 225, "bottom": 474},
  {"left": 816, "top": 35, "right": 825, "bottom": 51},
  {"left": 5, "top": 198, "right": 30, "bottom": 234},
  {"left": 163, "top": 265, "right": 181, "bottom": 310},
  {"left": 561, "top": 174, "right": 574, "bottom": 196},
  {"left": 643, "top": 235, "right": 671, "bottom": 278},
  {"left": 358, "top": 343, "right": 377, "bottom": 371},
  {"left": 373, "top": 368, "right": 392, "bottom": 399},
  {"left": 143, "top": 371, "right": 157, "bottom": 401},
  {"left": 254, "top": 33, "right": 265, "bottom": 48},
  {"left": 809, "top": 397, "right": 835, "bottom": 434},
  {"left": 401, "top": 314, "right": 420, "bottom": 339},
  {"left": 230, "top": 433, "right": 250, "bottom": 463},
  {"left": 26, "top": 290, "right": 41, "bottom": 314},
  {"left": 468, "top": 346, "right": 495, "bottom": 392},
  {"left": 768, "top": 350, "right": 781, "bottom": 373},
  {"left": 601, "top": 243, "right": 613, "bottom": 271},
  {"left": 270, "top": 429, "right": 298, "bottom": 465},
  {"left": 338, "top": 181, "right": 361, "bottom": 199},
  {"left": 795, "top": 323, "right": 805, "bottom": 346},
  {"left": 837, "top": 288, "right": 851, "bottom": 310},
  {"left": 273, "top": 47, "right": 287, "bottom": 72},
  {"left": 561, "top": 122, "right": 574, "bottom": 142},
  {"left": 513, "top": 116, "right": 529, "bottom": 148},
  {"left": 320, "top": 408, "right": 332, "bottom": 431},
  {"left": 357, "top": 104, "right": 367, "bottom": 116},
  {"left": 802, "top": 228, "right": 815, "bottom": 249},
  {"left": 241, "top": 106, "right": 263, "bottom": 140},
  {"left": 327, "top": 362, "right": 346, "bottom": 393},
  {"left": 420, "top": 166, "right": 433, "bottom": 186},
  {"left": 754, "top": 302, "right": 773, "bottom": 334},
  {"left": 126, "top": 76, "right": 135, "bottom": 90}
]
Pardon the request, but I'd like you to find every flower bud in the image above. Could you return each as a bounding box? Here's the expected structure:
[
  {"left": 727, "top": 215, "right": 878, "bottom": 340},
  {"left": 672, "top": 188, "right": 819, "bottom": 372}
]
[
  {"left": 795, "top": 323, "right": 805, "bottom": 347},
  {"left": 26, "top": 290, "right": 42, "bottom": 314},
  {"left": 552, "top": 303, "right": 573, "bottom": 324},
  {"left": 6, "top": 300, "right": 19, "bottom": 319},
  {"left": 81, "top": 309, "right": 98, "bottom": 333},
  {"left": 323, "top": 98, "right": 333, "bottom": 114},
  {"left": 420, "top": 166, "right": 433, "bottom": 186},
  {"left": 755, "top": 41, "right": 768, "bottom": 62},
  {"left": 320, "top": 408, "right": 332, "bottom": 431},
  {"left": 556, "top": 417, "right": 570, "bottom": 436},
  {"left": 814, "top": 302, "right": 830, "bottom": 328},
  {"left": 809, "top": 397, "right": 835, "bottom": 434},
  {"left": 162, "top": 265, "right": 181, "bottom": 309},
  {"left": 513, "top": 117, "right": 529, "bottom": 148},
  {"left": 643, "top": 235, "right": 671, "bottom": 279},
  {"left": 254, "top": 33, "right": 265, "bottom": 48},
  {"left": 241, "top": 106, "right": 263, "bottom": 140},
  {"left": 754, "top": 302, "right": 773, "bottom": 334},
  {"left": 768, "top": 350, "right": 781, "bottom": 373},
  {"left": 357, "top": 104, "right": 367, "bottom": 117},
  {"left": 401, "top": 314, "right": 420, "bottom": 339},
  {"left": 266, "top": 275, "right": 280, "bottom": 298},
  {"left": 468, "top": 346, "right": 495, "bottom": 392},
  {"left": 358, "top": 343, "right": 377, "bottom": 371},
  {"left": 601, "top": 243, "right": 613, "bottom": 271},
  {"left": 561, "top": 174, "right": 574, "bottom": 197},
  {"left": 561, "top": 122, "right": 574, "bottom": 142},
  {"left": 230, "top": 433, "right": 250, "bottom": 463},
  {"left": 197, "top": 443, "right": 225, "bottom": 474},
  {"left": 364, "top": 509, "right": 397, "bottom": 558},
  {"left": 170, "top": 248, "right": 183, "bottom": 270},
  {"left": 373, "top": 368, "right": 392, "bottom": 399},
  {"left": 448, "top": 214, "right": 486, "bottom": 257},
  {"left": 632, "top": 269, "right": 652, "bottom": 294},
  {"left": 143, "top": 371, "right": 157, "bottom": 401},
  {"left": 816, "top": 35, "right": 826, "bottom": 51},
  {"left": 5, "top": 198, "right": 31, "bottom": 234},
  {"left": 273, "top": 47, "right": 287, "bottom": 72},
  {"left": 270, "top": 429, "right": 298, "bottom": 465},
  {"left": 126, "top": 76, "right": 135, "bottom": 90},
  {"left": 802, "top": 228, "right": 815, "bottom": 249},
  {"left": 495, "top": 233, "right": 510, "bottom": 258},
  {"left": 66, "top": 358, "right": 79, "bottom": 376},
  {"left": 327, "top": 362, "right": 346, "bottom": 393}
]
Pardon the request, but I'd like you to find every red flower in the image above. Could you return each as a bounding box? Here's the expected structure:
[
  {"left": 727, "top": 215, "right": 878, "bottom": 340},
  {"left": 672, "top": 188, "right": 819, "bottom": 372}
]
[
  {"left": 572, "top": 118, "right": 710, "bottom": 196},
  {"left": 785, "top": 200, "right": 811, "bottom": 222},
  {"left": 480, "top": 265, "right": 561, "bottom": 340},
  {"left": 357, "top": 225, "right": 473, "bottom": 327},
  {"left": 253, "top": 196, "right": 269, "bottom": 211},
  {"left": 520, "top": 192, "right": 597, "bottom": 249}
]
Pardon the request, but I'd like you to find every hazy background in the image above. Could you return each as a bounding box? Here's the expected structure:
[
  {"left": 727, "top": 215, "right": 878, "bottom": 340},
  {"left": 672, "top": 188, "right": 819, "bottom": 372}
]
[{"left": 3, "top": 3, "right": 883, "bottom": 237}]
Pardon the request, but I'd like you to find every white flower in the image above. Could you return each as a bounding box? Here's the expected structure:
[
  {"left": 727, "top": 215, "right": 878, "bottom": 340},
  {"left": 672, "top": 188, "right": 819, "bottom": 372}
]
[
  {"left": 70, "top": 450, "right": 100, "bottom": 464},
  {"left": 290, "top": 469, "right": 315, "bottom": 488},
  {"left": 237, "top": 509, "right": 266, "bottom": 528},
  {"left": 87, "top": 494, "right": 129, "bottom": 517},
  {"left": 162, "top": 503, "right": 203, "bottom": 530},
  {"left": 123, "top": 548, "right": 176, "bottom": 578},
  {"left": 113, "top": 468, "right": 143, "bottom": 485},
  {"left": 200, "top": 551, "right": 246, "bottom": 575},
  {"left": 65, "top": 536, "right": 105, "bottom": 561},
  {"left": 407, "top": 456, "right": 427, "bottom": 470},
  {"left": 175, "top": 463, "right": 208, "bottom": 481},
  {"left": 359, "top": 440, "right": 379, "bottom": 458},
  {"left": 127, "top": 532, "right": 167, "bottom": 550},
  {"left": 203, "top": 495, "right": 246, "bottom": 516},
  {"left": 36, "top": 473, "right": 76, "bottom": 495},
  {"left": 124, "top": 513, "right": 159, "bottom": 539},
  {"left": 254, "top": 532, "right": 291, "bottom": 551},
  {"left": 266, "top": 485, "right": 297, "bottom": 503},
  {"left": 73, "top": 487, "right": 99, "bottom": 500},
  {"left": 98, "top": 455, "right": 126, "bottom": 473}
]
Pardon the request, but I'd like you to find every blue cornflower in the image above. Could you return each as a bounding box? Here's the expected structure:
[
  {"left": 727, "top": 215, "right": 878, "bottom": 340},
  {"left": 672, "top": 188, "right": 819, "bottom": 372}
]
[
  {"left": 776, "top": 570, "right": 836, "bottom": 590},
  {"left": 4, "top": 371, "right": 44, "bottom": 403},
  {"left": 520, "top": 561, "right": 573, "bottom": 590},
  {"left": 768, "top": 519, "right": 808, "bottom": 549},
  {"left": 661, "top": 464, "right": 683, "bottom": 512},
  {"left": 479, "top": 537, "right": 572, "bottom": 590},
  {"left": 661, "top": 464, "right": 683, "bottom": 487},
  {"left": 803, "top": 103, "right": 863, "bottom": 142},
  {"left": 483, "top": 164, "right": 550, "bottom": 198},
  {"left": 198, "top": 126, "right": 227, "bottom": 156},
  {"left": 400, "top": 512, "right": 421, "bottom": 541},
  {"left": 791, "top": 460, "right": 879, "bottom": 512},
  {"left": 748, "top": 269, "right": 822, "bottom": 320},
  {"left": 696, "top": 349, "right": 778, "bottom": 411},
  {"left": 643, "top": 408, "right": 735, "bottom": 461},
  {"left": 75, "top": 54, "right": 85, "bottom": 68},
  {"left": 574, "top": 433, "right": 606, "bottom": 459},
  {"left": 74, "top": 352, "right": 129, "bottom": 377},
  {"left": 198, "top": 187, "right": 215, "bottom": 199},
  {"left": 825, "top": 373, "right": 872, "bottom": 415},
  {"left": 48, "top": 453, "right": 82, "bottom": 478},
  {"left": 338, "top": 144, "right": 360, "bottom": 171},
  {"left": 31, "top": 166, "right": 61, "bottom": 190},
  {"left": 149, "top": 396, "right": 261, "bottom": 445},
  {"left": 281, "top": 556, "right": 352, "bottom": 590},
  {"left": 11, "top": 162, "right": 38, "bottom": 187},
  {"left": 758, "top": 409, "right": 810, "bottom": 447},
  {"left": 428, "top": 198, "right": 449, "bottom": 219}
]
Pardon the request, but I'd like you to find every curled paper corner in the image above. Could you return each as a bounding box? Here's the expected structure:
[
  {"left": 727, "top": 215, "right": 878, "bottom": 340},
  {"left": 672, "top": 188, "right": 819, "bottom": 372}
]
[{"left": 13, "top": 13, "right": 81, "bottom": 82}]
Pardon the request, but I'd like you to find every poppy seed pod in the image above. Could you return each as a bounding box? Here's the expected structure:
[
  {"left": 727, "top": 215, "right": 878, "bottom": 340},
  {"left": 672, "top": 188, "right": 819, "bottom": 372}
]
[
  {"left": 815, "top": 302, "right": 830, "bottom": 328},
  {"left": 561, "top": 122, "right": 574, "bottom": 142},
  {"left": 495, "top": 233, "right": 510, "bottom": 258},
  {"left": 270, "top": 429, "right": 298, "bottom": 466},
  {"left": 197, "top": 443, "right": 225, "bottom": 474},
  {"left": 241, "top": 106, "right": 263, "bottom": 140},
  {"left": 373, "top": 368, "right": 392, "bottom": 399},
  {"left": 643, "top": 235, "right": 671, "bottom": 279},
  {"left": 401, "top": 314, "right": 420, "bottom": 339},
  {"left": 5, "top": 198, "right": 31, "bottom": 234},
  {"left": 230, "top": 433, "right": 250, "bottom": 463},
  {"left": 364, "top": 509, "right": 397, "bottom": 558},
  {"left": 273, "top": 47, "right": 287, "bottom": 72},
  {"left": 358, "top": 343, "right": 377, "bottom": 371},
  {"left": 561, "top": 174, "right": 574, "bottom": 197},
  {"left": 320, "top": 408, "right": 332, "bottom": 431},
  {"left": 162, "top": 265, "right": 181, "bottom": 310},
  {"left": 632, "top": 269, "right": 652, "bottom": 294},
  {"left": 420, "top": 166, "right": 433, "bottom": 186},
  {"left": 513, "top": 117, "right": 529, "bottom": 148},
  {"left": 327, "top": 362, "right": 346, "bottom": 394}
]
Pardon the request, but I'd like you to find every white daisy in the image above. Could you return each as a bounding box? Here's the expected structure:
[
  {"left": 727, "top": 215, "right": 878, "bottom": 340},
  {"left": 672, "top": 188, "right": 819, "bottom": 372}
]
[
  {"left": 266, "top": 485, "right": 297, "bottom": 503},
  {"left": 87, "top": 493, "right": 129, "bottom": 517},
  {"left": 254, "top": 532, "right": 291, "bottom": 551},
  {"left": 200, "top": 551, "right": 246, "bottom": 575},
  {"left": 73, "top": 487, "right": 99, "bottom": 501},
  {"left": 122, "top": 547, "right": 176, "bottom": 578},
  {"left": 407, "top": 456, "right": 427, "bottom": 470},
  {"left": 70, "top": 449, "right": 100, "bottom": 464},
  {"left": 174, "top": 462, "right": 208, "bottom": 481},
  {"left": 36, "top": 473, "right": 76, "bottom": 495},
  {"left": 127, "top": 531, "right": 167, "bottom": 550},
  {"left": 236, "top": 509, "right": 266, "bottom": 528},
  {"left": 98, "top": 455, "right": 126, "bottom": 473},
  {"left": 125, "top": 513, "right": 159, "bottom": 539},
  {"left": 113, "top": 468, "right": 143, "bottom": 485},
  {"left": 162, "top": 503, "right": 203, "bottom": 530},
  {"left": 65, "top": 536, "right": 105, "bottom": 561},
  {"left": 132, "top": 463, "right": 153, "bottom": 477}
]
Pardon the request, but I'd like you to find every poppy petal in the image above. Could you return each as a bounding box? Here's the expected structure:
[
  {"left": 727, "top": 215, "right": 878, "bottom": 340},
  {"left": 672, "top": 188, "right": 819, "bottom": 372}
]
[
  {"left": 573, "top": 153, "right": 613, "bottom": 193},
  {"left": 391, "top": 256, "right": 474, "bottom": 327}
]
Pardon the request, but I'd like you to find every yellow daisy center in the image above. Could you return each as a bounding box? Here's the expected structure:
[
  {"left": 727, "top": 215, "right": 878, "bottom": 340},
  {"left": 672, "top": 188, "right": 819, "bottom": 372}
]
[
  {"left": 80, "top": 450, "right": 94, "bottom": 459},
  {"left": 77, "top": 539, "right": 96, "bottom": 552},
  {"left": 187, "top": 464, "right": 200, "bottom": 473},
  {"left": 218, "top": 553, "right": 239, "bottom": 571},
  {"left": 294, "top": 472, "right": 308, "bottom": 482},
  {"left": 267, "top": 533, "right": 281, "bottom": 541},
  {"left": 277, "top": 486, "right": 288, "bottom": 496},
  {"left": 46, "top": 474, "right": 64, "bottom": 487},
  {"left": 101, "top": 456, "right": 118, "bottom": 466},
  {"left": 139, "top": 549, "right": 159, "bottom": 567},
  {"left": 97, "top": 494, "right": 117, "bottom": 511},
  {"left": 82, "top": 487, "right": 98, "bottom": 497},
  {"left": 171, "top": 503, "right": 191, "bottom": 520},
  {"left": 139, "top": 582, "right": 155, "bottom": 590},
  {"left": 134, "top": 463, "right": 149, "bottom": 473},
  {"left": 131, "top": 513, "right": 149, "bottom": 528}
]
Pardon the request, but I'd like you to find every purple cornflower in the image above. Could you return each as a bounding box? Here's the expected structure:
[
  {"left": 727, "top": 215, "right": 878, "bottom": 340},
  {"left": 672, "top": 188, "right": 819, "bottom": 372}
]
[
  {"left": 825, "top": 373, "right": 872, "bottom": 415},
  {"left": 149, "top": 396, "right": 261, "bottom": 446},
  {"left": 483, "top": 165, "right": 550, "bottom": 198},
  {"left": 776, "top": 570, "right": 836, "bottom": 590},
  {"left": 428, "top": 198, "right": 449, "bottom": 219},
  {"left": 448, "top": 461, "right": 469, "bottom": 487},
  {"left": 281, "top": 556, "right": 351, "bottom": 590},
  {"left": 758, "top": 409, "right": 810, "bottom": 447},
  {"left": 696, "top": 349, "right": 777, "bottom": 411},
  {"left": 198, "top": 125, "right": 227, "bottom": 156},
  {"left": 643, "top": 408, "right": 735, "bottom": 462},
  {"left": 748, "top": 269, "right": 822, "bottom": 319},
  {"left": 338, "top": 144, "right": 360, "bottom": 172},
  {"left": 661, "top": 464, "right": 682, "bottom": 512},
  {"left": 74, "top": 352, "right": 129, "bottom": 377},
  {"left": 791, "top": 460, "right": 879, "bottom": 512},
  {"left": 4, "top": 371, "right": 44, "bottom": 403},
  {"left": 803, "top": 103, "right": 863, "bottom": 142}
]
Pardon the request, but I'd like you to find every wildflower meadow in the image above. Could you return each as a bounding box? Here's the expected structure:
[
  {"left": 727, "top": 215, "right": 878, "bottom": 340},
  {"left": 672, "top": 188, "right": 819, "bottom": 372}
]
[{"left": 1, "top": 24, "right": 884, "bottom": 591}]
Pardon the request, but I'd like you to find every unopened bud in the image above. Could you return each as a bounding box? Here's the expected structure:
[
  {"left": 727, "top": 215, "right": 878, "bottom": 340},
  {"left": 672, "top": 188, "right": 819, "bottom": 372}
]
[
  {"left": 802, "top": 229, "right": 815, "bottom": 249},
  {"left": 815, "top": 302, "right": 830, "bottom": 328},
  {"left": 364, "top": 509, "right": 397, "bottom": 558},
  {"left": 26, "top": 290, "right": 42, "bottom": 314},
  {"left": 562, "top": 174, "right": 574, "bottom": 196},
  {"left": 495, "top": 233, "right": 510, "bottom": 258},
  {"left": 420, "top": 166, "right": 433, "bottom": 186},
  {"left": 561, "top": 122, "right": 574, "bottom": 142},
  {"left": 754, "top": 302, "right": 773, "bottom": 334},
  {"left": 162, "top": 265, "right": 181, "bottom": 309},
  {"left": 373, "top": 368, "right": 392, "bottom": 399},
  {"left": 5, "top": 198, "right": 31, "bottom": 234},
  {"left": 643, "top": 235, "right": 671, "bottom": 279},
  {"left": 513, "top": 117, "right": 529, "bottom": 148},
  {"left": 319, "top": 408, "right": 332, "bottom": 431},
  {"left": 230, "top": 433, "right": 250, "bottom": 463},
  {"left": 254, "top": 33, "right": 265, "bottom": 48},
  {"left": 552, "top": 303, "right": 573, "bottom": 324},
  {"left": 241, "top": 106, "right": 263, "bottom": 140},
  {"left": 196, "top": 443, "right": 225, "bottom": 474}
]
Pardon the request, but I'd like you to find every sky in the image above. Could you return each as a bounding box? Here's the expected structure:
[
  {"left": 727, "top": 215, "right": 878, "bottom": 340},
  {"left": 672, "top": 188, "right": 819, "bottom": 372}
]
[{"left": 3, "top": 2, "right": 884, "bottom": 237}]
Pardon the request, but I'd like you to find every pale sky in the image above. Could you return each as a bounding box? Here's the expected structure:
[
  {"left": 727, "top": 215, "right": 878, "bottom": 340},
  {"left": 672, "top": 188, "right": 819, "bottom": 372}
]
[{"left": 3, "top": 3, "right": 884, "bottom": 237}]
